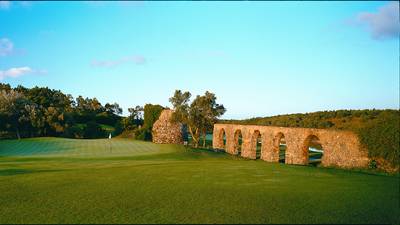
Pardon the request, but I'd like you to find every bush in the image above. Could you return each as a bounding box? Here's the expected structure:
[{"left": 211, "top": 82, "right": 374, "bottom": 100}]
[
  {"left": 356, "top": 111, "right": 400, "bottom": 167},
  {"left": 143, "top": 104, "right": 164, "bottom": 129},
  {"left": 113, "top": 121, "right": 124, "bottom": 136},
  {"left": 135, "top": 127, "right": 152, "bottom": 141},
  {"left": 84, "top": 121, "right": 106, "bottom": 139},
  {"left": 63, "top": 124, "right": 85, "bottom": 139},
  {"left": 368, "top": 160, "right": 377, "bottom": 169},
  {"left": 95, "top": 112, "right": 121, "bottom": 126},
  {"left": 132, "top": 104, "right": 164, "bottom": 141}
]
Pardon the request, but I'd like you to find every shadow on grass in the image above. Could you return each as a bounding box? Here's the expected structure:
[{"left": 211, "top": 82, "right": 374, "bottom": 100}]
[
  {"left": 0, "top": 168, "right": 62, "bottom": 176},
  {"left": 100, "top": 147, "right": 233, "bottom": 161}
]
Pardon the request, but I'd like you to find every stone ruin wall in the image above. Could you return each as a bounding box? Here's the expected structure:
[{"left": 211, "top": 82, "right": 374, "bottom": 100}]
[
  {"left": 152, "top": 109, "right": 183, "bottom": 144},
  {"left": 152, "top": 110, "right": 370, "bottom": 169},
  {"left": 213, "top": 124, "right": 370, "bottom": 169}
]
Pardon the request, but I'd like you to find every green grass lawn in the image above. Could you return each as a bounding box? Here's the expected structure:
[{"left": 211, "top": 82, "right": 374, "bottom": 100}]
[
  {"left": 0, "top": 138, "right": 399, "bottom": 224},
  {"left": 0, "top": 137, "right": 178, "bottom": 157}
]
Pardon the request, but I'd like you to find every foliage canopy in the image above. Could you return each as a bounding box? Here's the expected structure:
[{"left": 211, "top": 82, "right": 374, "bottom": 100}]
[{"left": 169, "top": 90, "right": 226, "bottom": 147}]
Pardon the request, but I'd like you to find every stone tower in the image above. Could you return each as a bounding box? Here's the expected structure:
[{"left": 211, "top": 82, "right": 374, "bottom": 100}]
[{"left": 152, "top": 109, "right": 184, "bottom": 144}]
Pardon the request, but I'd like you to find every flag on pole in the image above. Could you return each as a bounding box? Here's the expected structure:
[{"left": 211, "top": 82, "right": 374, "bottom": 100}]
[{"left": 109, "top": 133, "right": 112, "bottom": 139}]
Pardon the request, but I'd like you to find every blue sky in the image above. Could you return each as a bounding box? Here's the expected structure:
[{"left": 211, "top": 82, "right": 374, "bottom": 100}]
[{"left": 0, "top": 1, "right": 399, "bottom": 119}]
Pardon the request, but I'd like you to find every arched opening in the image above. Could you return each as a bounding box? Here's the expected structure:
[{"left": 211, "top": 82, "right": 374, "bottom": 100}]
[
  {"left": 304, "top": 135, "right": 324, "bottom": 166},
  {"left": 251, "top": 130, "right": 262, "bottom": 159},
  {"left": 234, "top": 129, "right": 243, "bottom": 156},
  {"left": 274, "top": 132, "right": 287, "bottom": 163},
  {"left": 218, "top": 128, "right": 227, "bottom": 150}
]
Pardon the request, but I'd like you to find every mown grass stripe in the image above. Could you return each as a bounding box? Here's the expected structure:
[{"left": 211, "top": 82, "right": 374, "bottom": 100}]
[{"left": 0, "top": 138, "right": 176, "bottom": 158}]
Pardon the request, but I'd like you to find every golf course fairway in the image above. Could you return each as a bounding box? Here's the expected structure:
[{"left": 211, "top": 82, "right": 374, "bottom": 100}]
[{"left": 0, "top": 138, "right": 398, "bottom": 224}]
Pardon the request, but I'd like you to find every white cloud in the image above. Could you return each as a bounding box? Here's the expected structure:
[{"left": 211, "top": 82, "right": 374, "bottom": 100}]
[
  {"left": 0, "top": 1, "right": 10, "bottom": 10},
  {"left": 0, "top": 67, "right": 32, "bottom": 80},
  {"left": 356, "top": 2, "right": 400, "bottom": 40},
  {"left": 91, "top": 55, "right": 147, "bottom": 68},
  {"left": 0, "top": 38, "right": 13, "bottom": 56}
]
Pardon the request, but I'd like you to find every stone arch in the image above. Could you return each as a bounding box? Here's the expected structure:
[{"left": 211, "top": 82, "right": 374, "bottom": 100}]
[
  {"left": 303, "top": 134, "right": 324, "bottom": 165},
  {"left": 212, "top": 123, "right": 369, "bottom": 169},
  {"left": 273, "top": 132, "right": 287, "bottom": 163},
  {"left": 233, "top": 129, "right": 243, "bottom": 156},
  {"left": 213, "top": 128, "right": 227, "bottom": 151},
  {"left": 251, "top": 130, "right": 262, "bottom": 159}
]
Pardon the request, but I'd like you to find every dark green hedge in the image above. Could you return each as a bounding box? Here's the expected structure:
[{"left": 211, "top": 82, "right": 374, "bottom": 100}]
[{"left": 135, "top": 104, "right": 164, "bottom": 141}]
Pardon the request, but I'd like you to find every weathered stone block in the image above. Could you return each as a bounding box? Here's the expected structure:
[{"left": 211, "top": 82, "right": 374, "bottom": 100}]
[{"left": 152, "top": 109, "right": 184, "bottom": 144}]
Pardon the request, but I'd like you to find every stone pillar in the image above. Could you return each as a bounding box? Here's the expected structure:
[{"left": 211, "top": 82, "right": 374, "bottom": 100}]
[
  {"left": 261, "top": 133, "right": 277, "bottom": 162},
  {"left": 225, "top": 129, "right": 235, "bottom": 154},
  {"left": 248, "top": 132, "right": 257, "bottom": 159},
  {"left": 241, "top": 130, "right": 255, "bottom": 159},
  {"left": 285, "top": 136, "right": 308, "bottom": 165},
  {"left": 152, "top": 109, "right": 184, "bottom": 144},
  {"left": 212, "top": 126, "right": 224, "bottom": 149}
]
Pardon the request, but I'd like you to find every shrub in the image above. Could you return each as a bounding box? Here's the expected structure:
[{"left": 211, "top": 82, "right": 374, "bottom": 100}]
[
  {"left": 63, "top": 124, "right": 85, "bottom": 139},
  {"left": 113, "top": 121, "right": 124, "bottom": 136},
  {"left": 135, "top": 127, "right": 152, "bottom": 141},
  {"left": 368, "top": 160, "right": 377, "bottom": 169},
  {"left": 356, "top": 111, "right": 400, "bottom": 167},
  {"left": 84, "top": 121, "right": 106, "bottom": 139},
  {"left": 133, "top": 104, "right": 164, "bottom": 141},
  {"left": 95, "top": 112, "right": 122, "bottom": 126},
  {"left": 143, "top": 104, "right": 164, "bottom": 130}
]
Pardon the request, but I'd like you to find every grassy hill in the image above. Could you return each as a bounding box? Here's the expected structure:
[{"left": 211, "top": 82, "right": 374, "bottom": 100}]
[{"left": 0, "top": 138, "right": 399, "bottom": 224}]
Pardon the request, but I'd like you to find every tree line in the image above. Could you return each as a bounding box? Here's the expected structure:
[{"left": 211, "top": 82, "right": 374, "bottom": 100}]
[
  {"left": 0, "top": 83, "right": 172, "bottom": 141},
  {"left": 0, "top": 83, "right": 226, "bottom": 148},
  {"left": 0, "top": 83, "right": 128, "bottom": 139}
]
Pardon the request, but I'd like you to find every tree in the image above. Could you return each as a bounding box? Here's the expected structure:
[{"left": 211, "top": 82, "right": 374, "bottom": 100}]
[
  {"left": 0, "top": 90, "right": 30, "bottom": 139},
  {"left": 128, "top": 105, "right": 144, "bottom": 120},
  {"left": 0, "top": 83, "right": 11, "bottom": 92},
  {"left": 196, "top": 91, "right": 226, "bottom": 147},
  {"left": 76, "top": 96, "right": 103, "bottom": 113},
  {"left": 169, "top": 90, "right": 194, "bottom": 142},
  {"left": 26, "top": 86, "right": 73, "bottom": 110},
  {"left": 169, "top": 90, "right": 226, "bottom": 148},
  {"left": 105, "top": 102, "right": 123, "bottom": 115},
  {"left": 44, "top": 106, "right": 65, "bottom": 135},
  {"left": 134, "top": 104, "right": 164, "bottom": 141},
  {"left": 123, "top": 105, "right": 144, "bottom": 130},
  {"left": 25, "top": 103, "right": 45, "bottom": 137},
  {"left": 84, "top": 121, "right": 105, "bottom": 139}
]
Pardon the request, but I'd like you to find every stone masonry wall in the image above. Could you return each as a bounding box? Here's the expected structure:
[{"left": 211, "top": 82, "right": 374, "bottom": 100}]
[
  {"left": 213, "top": 123, "right": 369, "bottom": 169},
  {"left": 152, "top": 109, "right": 183, "bottom": 144}
]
